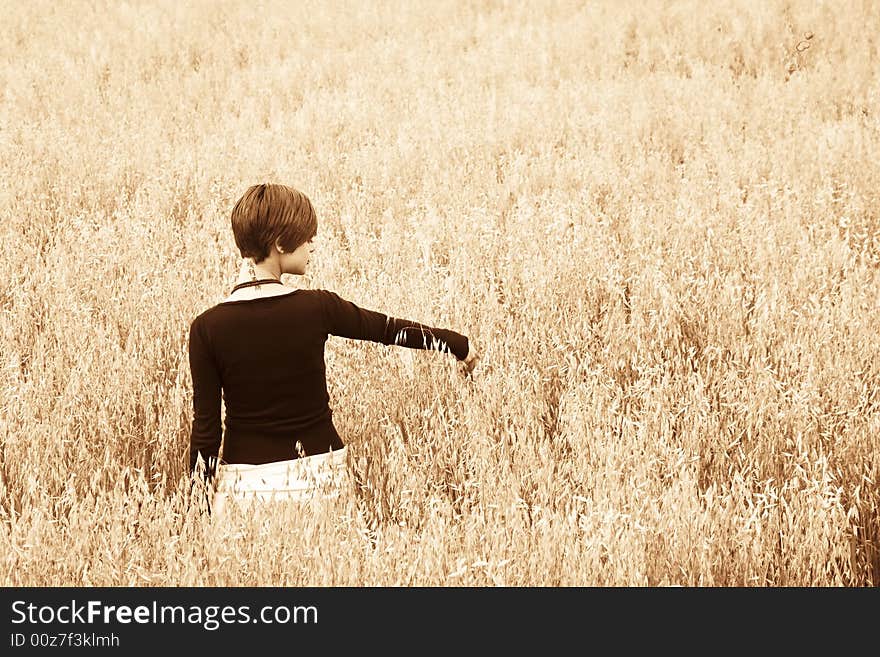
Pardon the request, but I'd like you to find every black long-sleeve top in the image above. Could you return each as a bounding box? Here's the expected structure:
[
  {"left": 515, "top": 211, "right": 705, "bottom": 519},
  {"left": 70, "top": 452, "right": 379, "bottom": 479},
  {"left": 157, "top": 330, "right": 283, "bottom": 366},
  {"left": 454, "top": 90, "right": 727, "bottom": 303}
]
[{"left": 188, "top": 288, "right": 469, "bottom": 478}]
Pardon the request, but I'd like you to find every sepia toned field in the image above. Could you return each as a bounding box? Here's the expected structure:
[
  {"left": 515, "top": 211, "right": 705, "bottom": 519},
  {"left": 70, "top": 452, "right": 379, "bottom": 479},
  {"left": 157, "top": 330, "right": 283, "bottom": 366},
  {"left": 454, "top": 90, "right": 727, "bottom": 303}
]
[{"left": 1, "top": 0, "right": 878, "bottom": 586}]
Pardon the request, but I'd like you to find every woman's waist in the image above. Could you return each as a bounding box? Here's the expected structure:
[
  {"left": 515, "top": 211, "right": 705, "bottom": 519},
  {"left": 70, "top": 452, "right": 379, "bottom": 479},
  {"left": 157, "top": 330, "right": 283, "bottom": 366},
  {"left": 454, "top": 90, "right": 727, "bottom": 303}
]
[
  {"left": 221, "top": 418, "right": 342, "bottom": 465},
  {"left": 219, "top": 446, "right": 347, "bottom": 478}
]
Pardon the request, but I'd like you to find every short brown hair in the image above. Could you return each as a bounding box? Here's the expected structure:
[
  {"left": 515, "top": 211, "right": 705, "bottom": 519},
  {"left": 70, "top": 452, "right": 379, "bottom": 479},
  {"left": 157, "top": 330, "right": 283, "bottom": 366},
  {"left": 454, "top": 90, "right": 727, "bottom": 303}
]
[{"left": 230, "top": 184, "right": 317, "bottom": 263}]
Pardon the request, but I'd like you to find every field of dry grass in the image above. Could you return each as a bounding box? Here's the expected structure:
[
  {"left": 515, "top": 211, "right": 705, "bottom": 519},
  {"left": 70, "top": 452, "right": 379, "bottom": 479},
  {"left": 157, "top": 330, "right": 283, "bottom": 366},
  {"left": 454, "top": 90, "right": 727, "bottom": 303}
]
[{"left": 1, "top": 0, "right": 878, "bottom": 586}]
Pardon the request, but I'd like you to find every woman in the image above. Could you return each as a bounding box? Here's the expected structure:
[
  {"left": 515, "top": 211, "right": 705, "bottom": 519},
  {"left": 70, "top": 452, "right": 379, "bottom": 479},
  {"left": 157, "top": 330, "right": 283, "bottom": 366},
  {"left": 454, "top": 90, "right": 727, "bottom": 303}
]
[{"left": 188, "top": 183, "right": 479, "bottom": 513}]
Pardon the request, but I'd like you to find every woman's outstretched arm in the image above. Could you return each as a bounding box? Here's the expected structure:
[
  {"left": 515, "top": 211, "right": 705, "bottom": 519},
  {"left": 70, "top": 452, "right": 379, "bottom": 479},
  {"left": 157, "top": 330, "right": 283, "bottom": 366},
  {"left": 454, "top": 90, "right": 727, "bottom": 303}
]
[
  {"left": 319, "top": 290, "right": 471, "bottom": 362},
  {"left": 187, "top": 318, "right": 222, "bottom": 479}
]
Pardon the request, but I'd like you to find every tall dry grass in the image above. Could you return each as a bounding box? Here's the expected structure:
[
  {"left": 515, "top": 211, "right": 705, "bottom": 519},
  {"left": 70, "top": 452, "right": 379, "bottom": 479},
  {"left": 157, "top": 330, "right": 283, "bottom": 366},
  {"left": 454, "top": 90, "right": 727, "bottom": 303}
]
[{"left": 0, "top": 0, "right": 878, "bottom": 585}]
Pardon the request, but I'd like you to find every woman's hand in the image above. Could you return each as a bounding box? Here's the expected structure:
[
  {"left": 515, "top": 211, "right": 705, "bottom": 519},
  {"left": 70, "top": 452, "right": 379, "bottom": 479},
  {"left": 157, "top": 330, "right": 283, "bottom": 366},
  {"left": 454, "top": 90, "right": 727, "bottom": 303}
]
[{"left": 462, "top": 343, "right": 480, "bottom": 375}]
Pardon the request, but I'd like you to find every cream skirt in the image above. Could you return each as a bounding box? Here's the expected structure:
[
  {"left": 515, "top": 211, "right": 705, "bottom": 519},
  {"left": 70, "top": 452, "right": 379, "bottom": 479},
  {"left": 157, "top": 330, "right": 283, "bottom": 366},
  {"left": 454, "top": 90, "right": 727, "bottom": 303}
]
[{"left": 211, "top": 447, "right": 347, "bottom": 517}]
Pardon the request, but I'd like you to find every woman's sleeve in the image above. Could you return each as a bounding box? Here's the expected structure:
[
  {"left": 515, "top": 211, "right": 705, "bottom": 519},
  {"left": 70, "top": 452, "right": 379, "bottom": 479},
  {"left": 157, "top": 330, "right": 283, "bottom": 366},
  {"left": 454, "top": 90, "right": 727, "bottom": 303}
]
[
  {"left": 319, "top": 290, "right": 470, "bottom": 361},
  {"left": 188, "top": 318, "right": 222, "bottom": 478}
]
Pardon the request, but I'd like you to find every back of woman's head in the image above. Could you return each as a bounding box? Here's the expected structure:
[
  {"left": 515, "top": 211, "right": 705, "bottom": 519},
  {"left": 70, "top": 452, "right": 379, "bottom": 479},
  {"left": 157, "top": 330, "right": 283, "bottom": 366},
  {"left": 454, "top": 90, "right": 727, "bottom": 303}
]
[{"left": 231, "top": 184, "right": 317, "bottom": 263}]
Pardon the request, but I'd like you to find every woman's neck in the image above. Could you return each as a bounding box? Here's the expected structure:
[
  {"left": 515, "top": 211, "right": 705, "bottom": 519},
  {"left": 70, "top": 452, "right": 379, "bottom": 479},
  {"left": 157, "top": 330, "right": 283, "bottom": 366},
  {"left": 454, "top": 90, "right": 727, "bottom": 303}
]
[
  {"left": 236, "top": 258, "right": 281, "bottom": 283},
  {"left": 226, "top": 260, "right": 292, "bottom": 302}
]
